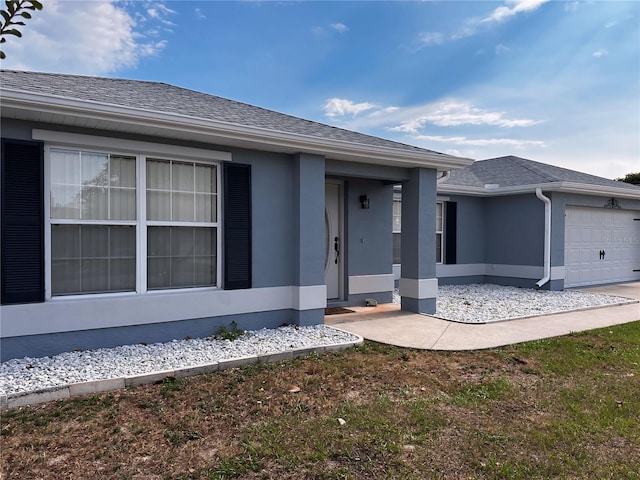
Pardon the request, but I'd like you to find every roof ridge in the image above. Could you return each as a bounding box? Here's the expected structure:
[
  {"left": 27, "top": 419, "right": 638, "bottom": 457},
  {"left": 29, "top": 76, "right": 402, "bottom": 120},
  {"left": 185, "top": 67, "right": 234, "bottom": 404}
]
[
  {"left": 509, "top": 156, "right": 558, "bottom": 182},
  {"left": 0, "top": 68, "right": 164, "bottom": 87}
]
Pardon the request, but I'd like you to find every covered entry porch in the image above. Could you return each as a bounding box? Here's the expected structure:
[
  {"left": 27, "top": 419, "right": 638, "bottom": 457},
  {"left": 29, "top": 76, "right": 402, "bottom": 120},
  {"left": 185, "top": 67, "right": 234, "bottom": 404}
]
[{"left": 320, "top": 159, "right": 442, "bottom": 315}]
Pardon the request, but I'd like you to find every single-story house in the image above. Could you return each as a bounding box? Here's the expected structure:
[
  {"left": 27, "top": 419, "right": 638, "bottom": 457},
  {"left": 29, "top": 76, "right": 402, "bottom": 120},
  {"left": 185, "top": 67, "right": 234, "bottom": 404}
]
[
  {"left": 0, "top": 70, "right": 472, "bottom": 361},
  {"left": 392, "top": 156, "right": 640, "bottom": 290}
]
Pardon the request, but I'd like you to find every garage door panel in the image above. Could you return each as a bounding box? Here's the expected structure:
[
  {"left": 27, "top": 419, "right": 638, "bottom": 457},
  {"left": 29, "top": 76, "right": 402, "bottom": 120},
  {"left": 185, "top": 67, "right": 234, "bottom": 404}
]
[
  {"left": 565, "top": 248, "right": 579, "bottom": 264},
  {"left": 564, "top": 206, "right": 640, "bottom": 287}
]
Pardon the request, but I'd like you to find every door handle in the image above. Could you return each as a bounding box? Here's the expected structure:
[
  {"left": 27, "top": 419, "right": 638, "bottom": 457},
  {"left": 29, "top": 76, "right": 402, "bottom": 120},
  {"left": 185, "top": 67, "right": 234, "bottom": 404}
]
[{"left": 334, "top": 236, "right": 340, "bottom": 264}]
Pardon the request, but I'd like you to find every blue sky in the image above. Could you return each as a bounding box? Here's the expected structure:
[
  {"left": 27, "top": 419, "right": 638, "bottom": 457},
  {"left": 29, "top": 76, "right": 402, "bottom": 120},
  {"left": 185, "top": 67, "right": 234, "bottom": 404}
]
[{"left": 2, "top": 0, "right": 639, "bottom": 179}]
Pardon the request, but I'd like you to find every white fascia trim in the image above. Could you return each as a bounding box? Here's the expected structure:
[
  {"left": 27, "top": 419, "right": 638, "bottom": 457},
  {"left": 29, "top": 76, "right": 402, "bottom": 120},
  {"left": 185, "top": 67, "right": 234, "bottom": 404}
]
[
  {"left": 438, "top": 182, "right": 640, "bottom": 200},
  {"left": 548, "top": 182, "right": 640, "bottom": 200},
  {"left": 32, "top": 129, "right": 232, "bottom": 162},
  {"left": 399, "top": 278, "right": 438, "bottom": 299},
  {"left": 4, "top": 90, "right": 473, "bottom": 170},
  {"left": 292, "top": 285, "right": 327, "bottom": 310},
  {"left": 0, "top": 285, "right": 326, "bottom": 338},
  {"left": 348, "top": 274, "right": 395, "bottom": 295}
]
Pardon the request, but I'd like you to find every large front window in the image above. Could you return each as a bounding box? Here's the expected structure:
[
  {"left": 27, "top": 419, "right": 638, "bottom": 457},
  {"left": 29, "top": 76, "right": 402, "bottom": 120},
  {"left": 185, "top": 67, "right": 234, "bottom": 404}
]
[{"left": 48, "top": 148, "right": 219, "bottom": 297}]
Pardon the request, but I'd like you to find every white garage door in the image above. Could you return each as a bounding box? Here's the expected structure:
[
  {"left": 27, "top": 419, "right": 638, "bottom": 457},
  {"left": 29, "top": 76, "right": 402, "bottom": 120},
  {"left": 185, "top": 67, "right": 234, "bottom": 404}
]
[{"left": 565, "top": 206, "right": 640, "bottom": 288}]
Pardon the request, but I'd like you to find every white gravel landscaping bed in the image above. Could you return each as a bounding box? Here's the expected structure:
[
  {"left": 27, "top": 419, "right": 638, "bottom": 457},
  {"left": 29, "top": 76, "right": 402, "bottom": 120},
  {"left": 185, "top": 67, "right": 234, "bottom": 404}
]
[
  {"left": 0, "top": 325, "right": 360, "bottom": 397},
  {"left": 394, "top": 283, "right": 633, "bottom": 324},
  {"left": 2, "top": 284, "right": 633, "bottom": 399}
]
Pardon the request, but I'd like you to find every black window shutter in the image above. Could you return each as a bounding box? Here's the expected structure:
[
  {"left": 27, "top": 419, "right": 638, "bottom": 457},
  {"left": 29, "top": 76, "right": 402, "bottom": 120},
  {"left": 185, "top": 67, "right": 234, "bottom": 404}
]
[
  {"left": 223, "top": 163, "right": 252, "bottom": 290},
  {"left": 1, "top": 139, "right": 45, "bottom": 304},
  {"left": 444, "top": 201, "right": 457, "bottom": 265}
]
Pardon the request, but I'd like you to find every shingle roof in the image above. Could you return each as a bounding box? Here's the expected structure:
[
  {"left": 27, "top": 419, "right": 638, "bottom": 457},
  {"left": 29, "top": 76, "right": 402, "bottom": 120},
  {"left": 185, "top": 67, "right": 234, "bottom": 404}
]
[
  {"left": 442, "top": 155, "right": 640, "bottom": 192},
  {"left": 0, "top": 69, "right": 447, "bottom": 157}
]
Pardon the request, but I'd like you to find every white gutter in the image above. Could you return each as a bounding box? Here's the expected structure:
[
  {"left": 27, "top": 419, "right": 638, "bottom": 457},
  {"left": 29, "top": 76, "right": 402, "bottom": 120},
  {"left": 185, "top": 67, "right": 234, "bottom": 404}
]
[
  {"left": 438, "top": 181, "right": 640, "bottom": 200},
  {"left": 535, "top": 188, "right": 552, "bottom": 288}
]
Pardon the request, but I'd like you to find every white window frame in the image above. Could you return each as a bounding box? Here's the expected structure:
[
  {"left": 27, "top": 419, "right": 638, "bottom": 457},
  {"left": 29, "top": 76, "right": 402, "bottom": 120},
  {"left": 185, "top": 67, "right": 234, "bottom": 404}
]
[
  {"left": 39, "top": 131, "right": 227, "bottom": 300},
  {"left": 391, "top": 194, "right": 446, "bottom": 265},
  {"left": 142, "top": 156, "right": 221, "bottom": 293},
  {"left": 392, "top": 192, "right": 402, "bottom": 265},
  {"left": 47, "top": 148, "right": 138, "bottom": 296},
  {"left": 436, "top": 201, "right": 444, "bottom": 264}
]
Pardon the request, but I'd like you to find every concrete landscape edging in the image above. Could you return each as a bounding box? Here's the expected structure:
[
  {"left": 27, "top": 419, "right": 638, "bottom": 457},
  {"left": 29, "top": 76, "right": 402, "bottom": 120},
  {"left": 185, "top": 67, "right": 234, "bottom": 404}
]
[{"left": 1, "top": 336, "right": 363, "bottom": 411}]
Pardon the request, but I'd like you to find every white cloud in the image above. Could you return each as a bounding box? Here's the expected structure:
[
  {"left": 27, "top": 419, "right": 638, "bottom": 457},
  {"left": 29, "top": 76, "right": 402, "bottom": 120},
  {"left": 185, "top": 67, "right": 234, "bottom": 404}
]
[
  {"left": 323, "top": 98, "right": 377, "bottom": 118},
  {"left": 368, "top": 106, "right": 400, "bottom": 117},
  {"left": 388, "top": 101, "right": 540, "bottom": 132},
  {"left": 147, "top": 3, "right": 176, "bottom": 21},
  {"left": 195, "top": 8, "right": 206, "bottom": 20},
  {"left": 450, "top": 23, "right": 479, "bottom": 41},
  {"left": 564, "top": 1, "right": 580, "bottom": 13},
  {"left": 605, "top": 21, "right": 617, "bottom": 29},
  {"left": 330, "top": 23, "right": 349, "bottom": 33},
  {"left": 312, "top": 23, "right": 349, "bottom": 36},
  {"left": 415, "top": 135, "right": 546, "bottom": 149},
  {"left": 418, "top": 31, "right": 444, "bottom": 46},
  {"left": 433, "top": 0, "right": 550, "bottom": 45},
  {"left": 592, "top": 49, "right": 609, "bottom": 58},
  {"left": 0, "top": 0, "right": 173, "bottom": 75},
  {"left": 483, "top": 0, "right": 551, "bottom": 24},
  {"left": 495, "top": 44, "right": 509, "bottom": 55}
]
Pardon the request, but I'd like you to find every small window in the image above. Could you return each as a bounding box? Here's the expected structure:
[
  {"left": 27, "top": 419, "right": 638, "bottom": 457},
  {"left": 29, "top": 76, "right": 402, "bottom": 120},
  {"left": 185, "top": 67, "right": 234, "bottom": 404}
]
[
  {"left": 392, "top": 194, "right": 402, "bottom": 264},
  {"left": 436, "top": 202, "right": 444, "bottom": 263}
]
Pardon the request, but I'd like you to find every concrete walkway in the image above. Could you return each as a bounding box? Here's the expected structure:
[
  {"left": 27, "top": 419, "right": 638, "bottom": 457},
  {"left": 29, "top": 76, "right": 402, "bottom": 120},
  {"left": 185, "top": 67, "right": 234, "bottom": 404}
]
[{"left": 327, "top": 283, "right": 640, "bottom": 350}]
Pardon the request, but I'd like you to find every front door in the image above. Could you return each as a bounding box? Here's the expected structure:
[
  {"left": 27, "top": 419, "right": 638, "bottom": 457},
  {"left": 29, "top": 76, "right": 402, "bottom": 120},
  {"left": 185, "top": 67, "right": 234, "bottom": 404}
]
[{"left": 325, "top": 182, "right": 342, "bottom": 300}]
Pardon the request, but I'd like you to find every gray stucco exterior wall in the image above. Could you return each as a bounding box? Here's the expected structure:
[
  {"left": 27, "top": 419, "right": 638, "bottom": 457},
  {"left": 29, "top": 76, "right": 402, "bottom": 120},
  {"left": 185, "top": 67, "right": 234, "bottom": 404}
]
[
  {"left": 236, "top": 149, "right": 294, "bottom": 288},
  {"left": 484, "top": 194, "right": 545, "bottom": 266},
  {"left": 448, "top": 195, "right": 485, "bottom": 264},
  {"left": 1, "top": 310, "right": 290, "bottom": 361},
  {"left": 400, "top": 168, "right": 438, "bottom": 313},
  {"left": 293, "top": 153, "right": 326, "bottom": 287},
  {"left": 401, "top": 169, "right": 437, "bottom": 279},
  {"left": 345, "top": 179, "right": 394, "bottom": 305},
  {"left": 438, "top": 192, "right": 550, "bottom": 289},
  {"left": 292, "top": 153, "right": 326, "bottom": 325},
  {"left": 346, "top": 179, "right": 393, "bottom": 276}
]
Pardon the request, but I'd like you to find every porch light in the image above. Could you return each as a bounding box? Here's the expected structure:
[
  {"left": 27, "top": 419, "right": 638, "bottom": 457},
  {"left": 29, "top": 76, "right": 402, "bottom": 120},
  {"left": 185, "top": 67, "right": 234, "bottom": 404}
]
[{"left": 359, "top": 195, "right": 370, "bottom": 209}]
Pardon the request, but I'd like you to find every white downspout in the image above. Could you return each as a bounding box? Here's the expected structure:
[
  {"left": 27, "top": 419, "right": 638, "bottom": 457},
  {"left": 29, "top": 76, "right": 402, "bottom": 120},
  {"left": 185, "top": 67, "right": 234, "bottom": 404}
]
[{"left": 536, "top": 187, "right": 551, "bottom": 288}]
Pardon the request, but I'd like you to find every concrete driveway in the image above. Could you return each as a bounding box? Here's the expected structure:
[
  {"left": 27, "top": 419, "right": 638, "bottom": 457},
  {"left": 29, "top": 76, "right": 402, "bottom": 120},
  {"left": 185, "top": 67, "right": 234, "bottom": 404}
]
[{"left": 327, "top": 283, "right": 640, "bottom": 350}]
